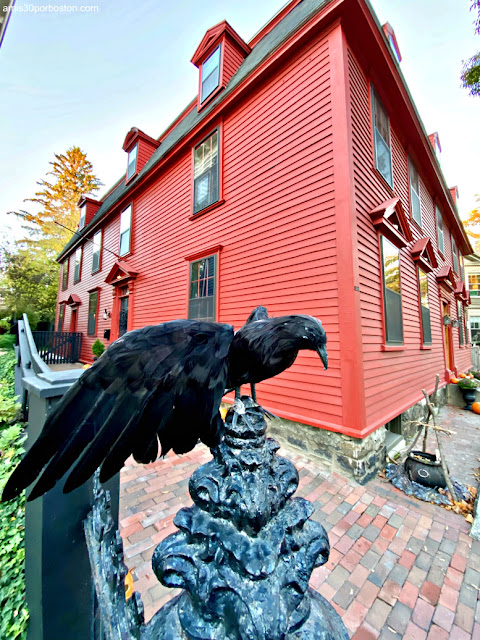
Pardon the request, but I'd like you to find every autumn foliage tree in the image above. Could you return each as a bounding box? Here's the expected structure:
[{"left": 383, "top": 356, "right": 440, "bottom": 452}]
[
  {"left": 1, "top": 147, "right": 102, "bottom": 327},
  {"left": 463, "top": 194, "right": 480, "bottom": 240},
  {"left": 16, "top": 146, "right": 102, "bottom": 257}
]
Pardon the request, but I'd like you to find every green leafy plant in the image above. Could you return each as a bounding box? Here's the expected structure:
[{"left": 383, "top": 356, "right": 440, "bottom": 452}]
[
  {"left": 91, "top": 339, "right": 105, "bottom": 358},
  {"left": 472, "top": 371, "right": 480, "bottom": 380},
  {"left": 0, "top": 335, "right": 16, "bottom": 350},
  {"left": 0, "top": 351, "right": 28, "bottom": 639},
  {"left": 0, "top": 317, "right": 11, "bottom": 332},
  {"left": 457, "top": 377, "right": 479, "bottom": 390}
]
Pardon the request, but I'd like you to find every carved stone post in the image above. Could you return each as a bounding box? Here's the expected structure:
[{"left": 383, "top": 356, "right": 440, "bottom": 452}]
[{"left": 143, "top": 398, "right": 348, "bottom": 639}]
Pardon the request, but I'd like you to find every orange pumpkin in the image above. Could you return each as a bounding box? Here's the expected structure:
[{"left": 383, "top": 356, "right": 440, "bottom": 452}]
[
  {"left": 459, "top": 373, "right": 467, "bottom": 378},
  {"left": 450, "top": 378, "right": 459, "bottom": 384},
  {"left": 468, "top": 374, "right": 475, "bottom": 379},
  {"left": 472, "top": 402, "right": 480, "bottom": 415}
]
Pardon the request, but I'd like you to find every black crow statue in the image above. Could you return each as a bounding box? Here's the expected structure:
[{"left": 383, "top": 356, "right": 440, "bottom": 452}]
[{"left": 2, "top": 308, "right": 327, "bottom": 502}]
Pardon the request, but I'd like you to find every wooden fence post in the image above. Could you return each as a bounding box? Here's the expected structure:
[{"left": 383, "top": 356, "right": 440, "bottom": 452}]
[{"left": 22, "top": 370, "right": 119, "bottom": 640}]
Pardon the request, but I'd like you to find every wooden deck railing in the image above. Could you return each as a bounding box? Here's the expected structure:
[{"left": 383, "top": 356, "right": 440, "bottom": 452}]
[{"left": 32, "top": 331, "right": 83, "bottom": 364}]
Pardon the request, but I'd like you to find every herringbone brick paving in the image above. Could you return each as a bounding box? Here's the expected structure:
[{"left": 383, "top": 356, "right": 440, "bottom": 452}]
[{"left": 120, "top": 407, "right": 480, "bottom": 638}]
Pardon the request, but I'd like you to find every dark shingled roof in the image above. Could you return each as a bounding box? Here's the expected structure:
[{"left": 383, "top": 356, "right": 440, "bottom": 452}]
[{"left": 57, "top": 0, "right": 330, "bottom": 261}]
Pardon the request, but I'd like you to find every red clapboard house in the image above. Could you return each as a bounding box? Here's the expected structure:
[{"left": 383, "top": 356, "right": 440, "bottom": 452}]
[{"left": 56, "top": 0, "right": 473, "bottom": 482}]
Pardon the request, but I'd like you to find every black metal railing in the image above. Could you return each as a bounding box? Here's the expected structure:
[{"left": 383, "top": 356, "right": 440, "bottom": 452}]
[{"left": 32, "top": 331, "right": 83, "bottom": 364}]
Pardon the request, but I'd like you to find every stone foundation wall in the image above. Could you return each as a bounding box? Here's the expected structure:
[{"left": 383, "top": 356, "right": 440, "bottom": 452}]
[
  {"left": 225, "top": 386, "right": 450, "bottom": 485},
  {"left": 266, "top": 416, "right": 386, "bottom": 485}
]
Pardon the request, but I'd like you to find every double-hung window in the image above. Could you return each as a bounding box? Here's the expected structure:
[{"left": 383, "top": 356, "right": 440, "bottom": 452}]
[
  {"left": 88, "top": 291, "right": 98, "bottom": 336},
  {"left": 79, "top": 204, "right": 86, "bottom": 229},
  {"left": 74, "top": 247, "right": 82, "bottom": 283},
  {"left": 119, "top": 205, "right": 132, "bottom": 256},
  {"left": 457, "top": 301, "right": 465, "bottom": 346},
  {"left": 436, "top": 206, "right": 444, "bottom": 254},
  {"left": 92, "top": 230, "right": 102, "bottom": 273},
  {"left": 409, "top": 158, "right": 421, "bottom": 226},
  {"left": 201, "top": 45, "right": 221, "bottom": 103},
  {"left": 451, "top": 237, "right": 459, "bottom": 273},
  {"left": 471, "top": 317, "right": 480, "bottom": 344},
  {"left": 57, "top": 303, "right": 65, "bottom": 332},
  {"left": 127, "top": 145, "right": 138, "bottom": 180},
  {"left": 193, "top": 130, "right": 219, "bottom": 214},
  {"left": 381, "top": 236, "right": 403, "bottom": 343},
  {"left": 418, "top": 269, "right": 431, "bottom": 344},
  {"left": 371, "top": 88, "right": 393, "bottom": 187},
  {"left": 62, "top": 258, "right": 69, "bottom": 290},
  {"left": 469, "top": 274, "right": 480, "bottom": 297},
  {"left": 188, "top": 254, "right": 216, "bottom": 321}
]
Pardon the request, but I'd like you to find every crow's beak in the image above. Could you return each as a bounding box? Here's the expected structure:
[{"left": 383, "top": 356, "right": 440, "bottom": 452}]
[{"left": 316, "top": 345, "right": 328, "bottom": 370}]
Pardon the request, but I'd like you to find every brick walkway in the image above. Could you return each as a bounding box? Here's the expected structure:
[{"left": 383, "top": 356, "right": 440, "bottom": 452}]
[{"left": 120, "top": 408, "right": 480, "bottom": 638}]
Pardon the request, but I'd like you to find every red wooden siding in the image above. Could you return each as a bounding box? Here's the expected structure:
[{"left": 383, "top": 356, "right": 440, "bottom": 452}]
[
  {"left": 347, "top": 47, "right": 471, "bottom": 432},
  {"left": 56, "top": 217, "right": 120, "bottom": 358},
  {"left": 221, "top": 36, "right": 247, "bottom": 87},
  {"left": 56, "top": 8, "right": 472, "bottom": 443},
  {"left": 136, "top": 140, "right": 157, "bottom": 174},
  {"left": 58, "top": 31, "right": 343, "bottom": 431}
]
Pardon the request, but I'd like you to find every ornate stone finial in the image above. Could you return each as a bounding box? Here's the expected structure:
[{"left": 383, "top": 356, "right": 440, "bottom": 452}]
[{"left": 144, "top": 398, "right": 349, "bottom": 640}]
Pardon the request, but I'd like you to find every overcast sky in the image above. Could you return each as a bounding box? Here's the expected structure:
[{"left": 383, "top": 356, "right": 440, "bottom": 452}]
[{"left": 1, "top": 0, "right": 479, "bottom": 241}]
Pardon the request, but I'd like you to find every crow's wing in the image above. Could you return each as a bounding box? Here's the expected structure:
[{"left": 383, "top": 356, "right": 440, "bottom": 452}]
[{"left": 2, "top": 320, "right": 233, "bottom": 502}]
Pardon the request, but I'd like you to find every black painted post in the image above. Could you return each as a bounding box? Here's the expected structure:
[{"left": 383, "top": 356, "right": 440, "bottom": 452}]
[{"left": 23, "top": 370, "right": 119, "bottom": 640}]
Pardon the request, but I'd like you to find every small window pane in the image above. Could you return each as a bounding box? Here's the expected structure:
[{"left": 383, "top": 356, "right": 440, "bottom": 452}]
[
  {"left": 451, "top": 237, "right": 459, "bottom": 273},
  {"left": 88, "top": 291, "right": 98, "bottom": 336},
  {"left": 457, "top": 301, "right": 464, "bottom": 346},
  {"left": 409, "top": 159, "right": 421, "bottom": 226},
  {"left": 381, "top": 236, "right": 403, "bottom": 343},
  {"left": 469, "top": 274, "right": 480, "bottom": 296},
  {"left": 193, "top": 131, "right": 219, "bottom": 213},
  {"left": 201, "top": 45, "right": 221, "bottom": 102},
  {"left": 436, "top": 206, "right": 444, "bottom": 254},
  {"left": 92, "top": 230, "right": 102, "bottom": 273},
  {"left": 127, "top": 145, "right": 138, "bottom": 180},
  {"left": 418, "top": 269, "right": 431, "bottom": 344},
  {"left": 188, "top": 254, "right": 216, "bottom": 321},
  {"left": 74, "top": 247, "right": 82, "bottom": 283},
  {"left": 374, "top": 131, "right": 393, "bottom": 186},
  {"left": 58, "top": 304, "right": 65, "bottom": 332},
  {"left": 372, "top": 88, "right": 393, "bottom": 187},
  {"left": 79, "top": 205, "right": 86, "bottom": 229},
  {"left": 62, "top": 258, "right": 69, "bottom": 290},
  {"left": 119, "top": 206, "right": 131, "bottom": 256}
]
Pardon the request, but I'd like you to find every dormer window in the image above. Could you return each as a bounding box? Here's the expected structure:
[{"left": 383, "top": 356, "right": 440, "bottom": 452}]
[
  {"left": 127, "top": 144, "right": 138, "bottom": 180},
  {"left": 79, "top": 203, "right": 87, "bottom": 229},
  {"left": 201, "top": 45, "right": 221, "bottom": 103}
]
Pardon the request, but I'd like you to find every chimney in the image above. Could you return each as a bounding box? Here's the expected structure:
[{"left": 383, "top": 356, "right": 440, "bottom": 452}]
[
  {"left": 428, "top": 132, "right": 442, "bottom": 162},
  {"left": 382, "top": 22, "right": 402, "bottom": 64},
  {"left": 449, "top": 186, "right": 459, "bottom": 208}
]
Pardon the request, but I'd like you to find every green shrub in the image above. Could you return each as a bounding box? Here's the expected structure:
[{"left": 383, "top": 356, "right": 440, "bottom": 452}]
[
  {"left": 0, "top": 351, "right": 28, "bottom": 639},
  {"left": 0, "top": 334, "right": 15, "bottom": 350},
  {"left": 0, "top": 424, "right": 28, "bottom": 639},
  {"left": 92, "top": 338, "right": 105, "bottom": 358}
]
